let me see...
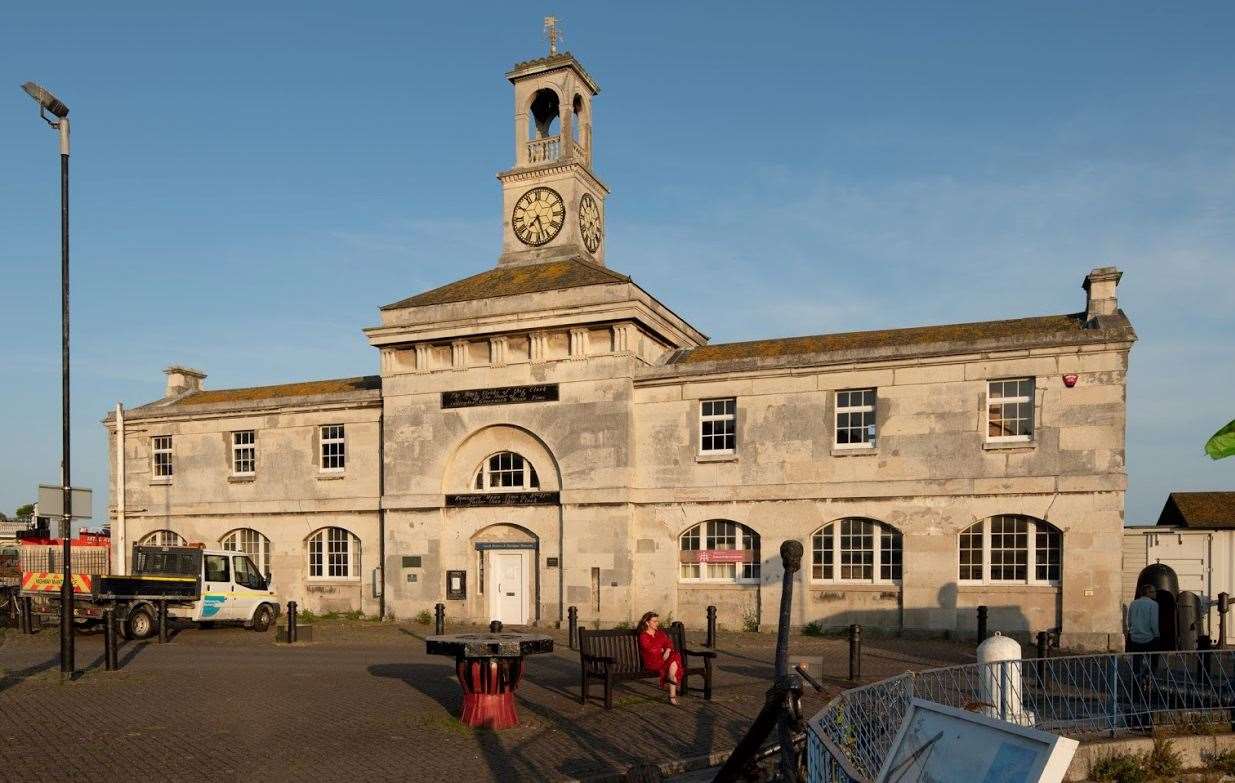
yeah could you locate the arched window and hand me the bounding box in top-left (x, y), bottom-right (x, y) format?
top-left (811, 519), bottom-right (902, 583)
top-left (679, 520), bottom-right (760, 582)
top-left (959, 515), bottom-right (1061, 584)
top-left (139, 529), bottom-right (186, 547)
top-left (221, 528), bottom-right (271, 576)
top-left (474, 452), bottom-right (540, 491)
top-left (306, 527), bottom-right (361, 580)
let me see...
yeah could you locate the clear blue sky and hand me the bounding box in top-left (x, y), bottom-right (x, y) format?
top-left (2, 2), bottom-right (1232, 525)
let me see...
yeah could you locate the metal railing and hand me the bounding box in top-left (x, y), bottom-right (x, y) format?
top-left (807, 649), bottom-right (1235, 783)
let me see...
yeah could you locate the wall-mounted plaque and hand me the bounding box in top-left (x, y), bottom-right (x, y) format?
top-left (445, 491), bottom-right (560, 507)
top-left (546, 557), bottom-right (559, 568)
top-left (402, 555), bottom-right (422, 568)
top-left (446, 570), bottom-right (467, 600)
top-left (441, 383), bottom-right (559, 409)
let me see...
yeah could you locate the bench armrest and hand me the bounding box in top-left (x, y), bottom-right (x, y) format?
top-left (682, 647), bottom-right (717, 659)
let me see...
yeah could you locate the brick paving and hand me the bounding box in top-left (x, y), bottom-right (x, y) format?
top-left (0, 622), bottom-right (974, 782)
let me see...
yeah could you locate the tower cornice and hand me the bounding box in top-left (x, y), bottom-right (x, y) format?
top-left (506, 52), bottom-right (600, 95)
top-left (497, 160), bottom-right (609, 194)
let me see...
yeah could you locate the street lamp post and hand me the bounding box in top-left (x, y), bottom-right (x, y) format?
top-left (22, 81), bottom-right (74, 677)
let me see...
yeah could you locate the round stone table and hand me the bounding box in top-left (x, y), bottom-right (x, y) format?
top-left (425, 632), bottom-right (554, 729)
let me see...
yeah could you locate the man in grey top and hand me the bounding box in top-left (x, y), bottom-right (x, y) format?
top-left (1127, 583), bottom-right (1160, 674)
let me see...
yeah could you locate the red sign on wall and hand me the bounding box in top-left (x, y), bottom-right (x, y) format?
top-left (697, 550), bottom-right (747, 564)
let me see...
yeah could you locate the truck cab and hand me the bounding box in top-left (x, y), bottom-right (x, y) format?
top-left (186, 549), bottom-right (278, 625)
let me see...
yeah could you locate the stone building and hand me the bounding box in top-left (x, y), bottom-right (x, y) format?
top-left (104, 46), bottom-right (1136, 649)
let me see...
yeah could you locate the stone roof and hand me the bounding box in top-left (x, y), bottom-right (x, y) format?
top-left (669, 311), bottom-right (1135, 367)
top-left (380, 259), bottom-right (630, 310)
top-left (506, 52), bottom-right (599, 94)
top-left (119, 375), bottom-right (382, 418)
top-left (1157, 492), bottom-right (1235, 529)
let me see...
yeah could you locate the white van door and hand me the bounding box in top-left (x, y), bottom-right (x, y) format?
top-left (230, 554), bottom-right (265, 622)
top-left (489, 551), bottom-right (528, 625)
top-left (201, 553), bottom-right (233, 621)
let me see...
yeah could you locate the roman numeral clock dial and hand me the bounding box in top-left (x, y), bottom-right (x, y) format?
top-left (512, 187), bottom-right (565, 246)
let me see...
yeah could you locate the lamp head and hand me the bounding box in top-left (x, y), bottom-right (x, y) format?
top-left (21, 81), bottom-right (69, 119)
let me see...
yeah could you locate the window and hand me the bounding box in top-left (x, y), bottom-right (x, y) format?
top-left (152, 435), bottom-right (173, 477)
top-left (138, 529), bottom-right (186, 547)
top-left (958, 515), bottom-right (1061, 584)
top-left (699, 398), bottom-right (736, 454)
top-left (835, 389), bottom-right (877, 448)
top-left (474, 452), bottom-right (540, 491)
top-left (232, 555), bottom-right (265, 590)
top-left (987, 379), bottom-right (1034, 442)
top-left (232, 430), bottom-right (256, 475)
top-left (811, 519), bottom-right (902, 582)
top-left (679, 520), bottom-right (760, 582)
top-left (307, 527), bottom-right (360, 580)
top-left (320, 425), bottom-right (346, 471)
top-left (204, 554), bottom-right (230, 583)
top-left (221, 528), bottom-right (271, 576)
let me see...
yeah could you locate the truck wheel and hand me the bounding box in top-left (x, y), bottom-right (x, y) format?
top-left (127, 607), bottom-right (155, 640)
top-left (252, 604), bottom-right (275, 633)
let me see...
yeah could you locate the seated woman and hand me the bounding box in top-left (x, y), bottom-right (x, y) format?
top-left (637, 611), bottom-right (684, 705)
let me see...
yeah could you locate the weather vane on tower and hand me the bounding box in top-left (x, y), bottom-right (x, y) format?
top-left (544, 16), bottom-right (562, 56)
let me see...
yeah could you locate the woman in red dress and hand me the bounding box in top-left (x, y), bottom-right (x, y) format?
top-left (637, 611), bottom-right (684, 705)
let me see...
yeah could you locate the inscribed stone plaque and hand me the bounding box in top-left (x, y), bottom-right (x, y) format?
top-left (441, 383), bottom-right (559, 409)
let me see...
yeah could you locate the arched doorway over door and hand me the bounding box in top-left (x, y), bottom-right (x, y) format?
top-left (471, 523), bottom-right (539, 626)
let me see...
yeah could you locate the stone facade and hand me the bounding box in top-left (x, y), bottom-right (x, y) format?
top-left (104, 48), bottom-right (1135, 649)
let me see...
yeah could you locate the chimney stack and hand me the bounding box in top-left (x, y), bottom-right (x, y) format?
top-left (164, 365), bottom-right (206, 397)
top-left (1083, 266), bottom-right (1122, 323)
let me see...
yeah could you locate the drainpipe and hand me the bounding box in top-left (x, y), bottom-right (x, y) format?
top-left (115, 403), bottom-right (126, 574)
top-left (558, 500), bottom-right (565, 626)
top-left (378, 407), bottom-right (386, 620)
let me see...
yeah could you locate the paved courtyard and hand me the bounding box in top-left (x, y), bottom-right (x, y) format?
top-left (0, 621), bottom-right (974, 782)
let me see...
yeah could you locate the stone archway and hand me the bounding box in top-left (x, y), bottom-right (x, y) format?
top-left (471, 523), bottom-right (540, 626)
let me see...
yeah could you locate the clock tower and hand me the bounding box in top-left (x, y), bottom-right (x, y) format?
top-left (498, 27), bottom-right (608, 267)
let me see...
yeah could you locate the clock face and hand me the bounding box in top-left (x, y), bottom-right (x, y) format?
top-left (578, 193), bottom-right (602, 254)
top-left (511, 187), bottom-right (565, 246)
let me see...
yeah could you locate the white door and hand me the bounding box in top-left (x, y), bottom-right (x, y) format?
top-left (200, 553), bottom-right (234, 620)
top-left (490, 551), bottom-right (527, 625)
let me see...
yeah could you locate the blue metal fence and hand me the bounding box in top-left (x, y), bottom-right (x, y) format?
top-left (806, 649), bottom-right (1235, 783)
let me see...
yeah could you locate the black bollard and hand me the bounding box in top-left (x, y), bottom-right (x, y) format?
top-left (158, 600), bottom-right (169, 643)
top-left (977, 605), bottom-right (989, 642)
top-left (434, 603), bottom-right (445, 635)
top-left (705, 605), bottom-right (717, 648)
top-left (490, 620), bottom-right (503, 633)
top-left (848, 623), bottom-right (862, 682)
top-left (103, 609), bottom-right (117, 671)
top-left (1219, 593), bottom-right (1229, 650)
top-left (287, 601), bottom-right (298, 643)
top-left (21, 597), bottom-right (33, 634)
top-left (1037, 630), bottom-right (1048, 659)
top-left (567, 605), bottom-right (578, 650)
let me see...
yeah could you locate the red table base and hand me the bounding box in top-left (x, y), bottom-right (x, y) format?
top-left (456, 656), bottom-right (524, 729)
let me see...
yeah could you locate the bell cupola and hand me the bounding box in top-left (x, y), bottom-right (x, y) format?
top-left (498, 18), bottom-right (609, 267)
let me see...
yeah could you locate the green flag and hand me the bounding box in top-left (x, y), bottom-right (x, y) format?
top-left (1206, 419), bottom-right (1235, 460)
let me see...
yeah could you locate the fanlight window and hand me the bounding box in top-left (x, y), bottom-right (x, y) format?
top-left (474, 452), bottom-right (540, 492)
top-left (221, 528), bottom-right (272, 576)
top-left (959, 515), bottom-right (1061, 584)
top-left (139, 529), bottom-right (186, 547)
top-left (306, 527), bottom-right (360, 580)
top-left (811, 518), bottom-right (902, 583)
top-left (679, 520), bottom-right (761, 582)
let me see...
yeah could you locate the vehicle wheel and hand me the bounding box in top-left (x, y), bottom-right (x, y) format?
top-left (252, 604), bottom-right (274, 632)
top-left (126, 607), bottom-right (155, 640)
top-left (197, 621), bottom-right (215, 629)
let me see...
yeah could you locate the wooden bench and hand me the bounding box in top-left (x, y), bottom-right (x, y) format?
top-left (578, 623), bottom-right (716, 709)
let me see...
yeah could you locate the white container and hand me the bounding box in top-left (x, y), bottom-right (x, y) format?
top-left (977, 632), bottom-right (1034, 725)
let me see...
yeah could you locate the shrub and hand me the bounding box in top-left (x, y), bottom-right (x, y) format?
top-left (1089, 750), bottom-right (1147, 783)
top-left (342, 610), bottom-right (364, 621)
top-left (1201, 746), bottom-right (1235, 775)
top-left (414, 609), bottom-right (433, 626)
top-left (296, 608), bottom-right (318, 624)
top-left (613, 620), bottom-right (632, 630)
top-left (741, 608), bottom-right (760, 633)
top-left (803, 620), bottom-right (826, 637)
top-left (1143, 737), bottom-right (1182, 779)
